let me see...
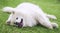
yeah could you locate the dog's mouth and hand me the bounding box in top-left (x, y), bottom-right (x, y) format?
top-left (14, 18), bottom-right (23, 28)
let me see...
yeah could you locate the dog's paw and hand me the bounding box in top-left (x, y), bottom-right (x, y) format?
top-left (51, 22), bottom-right (58, 29)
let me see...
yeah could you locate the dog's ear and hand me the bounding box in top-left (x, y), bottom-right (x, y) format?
top-left (2, 7), bottom-right (15, 14)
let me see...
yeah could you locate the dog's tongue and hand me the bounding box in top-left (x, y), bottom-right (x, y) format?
top-left (18, 19), bottom-right (23, 28)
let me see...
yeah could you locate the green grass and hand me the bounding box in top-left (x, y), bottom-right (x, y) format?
top-left (0, 0), bottom-right (60, 33)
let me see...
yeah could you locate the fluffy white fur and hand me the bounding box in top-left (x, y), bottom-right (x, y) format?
top-left (2, 2), bottom-right (58, 29)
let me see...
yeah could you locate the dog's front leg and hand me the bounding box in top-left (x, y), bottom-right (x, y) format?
top-left (6, 14), bottom-right (13, 24)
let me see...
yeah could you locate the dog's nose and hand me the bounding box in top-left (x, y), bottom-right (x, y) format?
top-left (7, 21), bottom-right (11, 25)
top-left (14, 22), bottom-right (23, 28)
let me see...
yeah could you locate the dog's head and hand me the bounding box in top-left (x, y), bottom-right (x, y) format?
top-left (14, 18), bottom-right (23, 27)
top-left (13, 14), bottom-right (23, 27)
top-left (3, 7), bottom-right (24, 27)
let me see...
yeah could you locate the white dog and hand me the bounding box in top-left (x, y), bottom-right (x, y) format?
top-left (3, 2), bottom-right (58, 29)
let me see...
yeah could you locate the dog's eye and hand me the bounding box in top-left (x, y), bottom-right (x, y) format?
top-left (16, 17), bottom-right (18, 20)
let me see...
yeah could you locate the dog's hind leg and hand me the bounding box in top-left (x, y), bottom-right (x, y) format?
top-left (36, 14), bottom-right (53, 29)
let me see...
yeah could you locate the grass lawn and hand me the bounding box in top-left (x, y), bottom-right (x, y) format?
top-left (0, 0), bottom-right (60, 33)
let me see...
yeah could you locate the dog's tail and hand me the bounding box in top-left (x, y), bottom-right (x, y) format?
top-left (45, 13), bottom-right (57, 19)
top-left (2, 7), bottom-right (15, 13)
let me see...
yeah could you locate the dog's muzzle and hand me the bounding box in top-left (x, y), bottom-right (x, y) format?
top-left (14, 19), bottom-right (23, 28)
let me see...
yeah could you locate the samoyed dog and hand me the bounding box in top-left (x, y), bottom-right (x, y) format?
top-left (3, 2), bottom-right (58, 29)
